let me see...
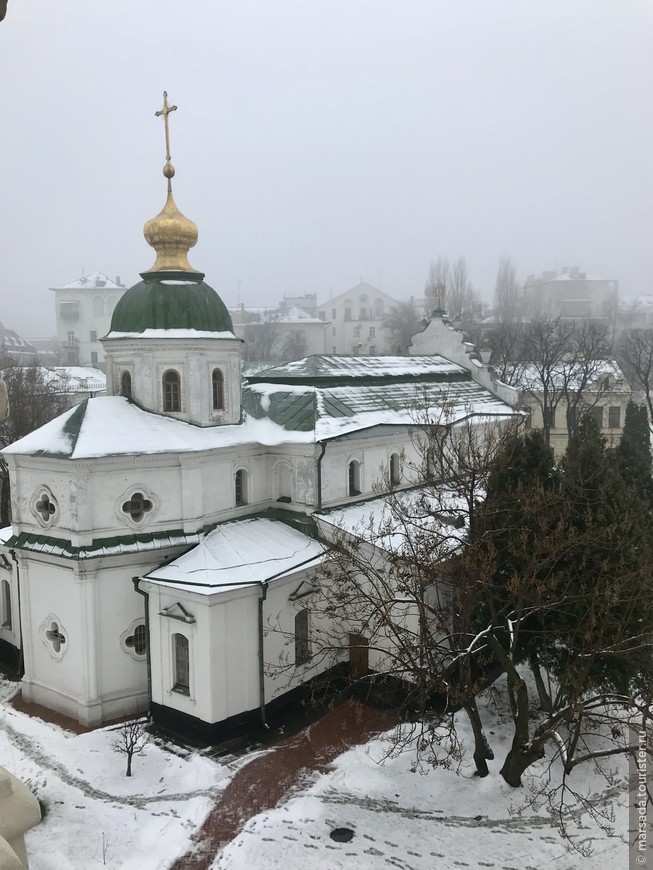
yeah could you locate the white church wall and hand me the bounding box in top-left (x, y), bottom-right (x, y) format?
top-left (18, 555), bottom-right (88, 721)
top-left (0, 549), bottom-right (19, 652)
top-left (104, 337), bottom-right (242, 427)
top-left (319, 430), bottom-right (425, 507)
top-left (143, 564), bottom-right (339, 732)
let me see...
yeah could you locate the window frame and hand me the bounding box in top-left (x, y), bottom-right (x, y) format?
top-left (172, 633), bottom-right (190, 695)
top-left (162, 369), bottom-right (181, 412)
top-left (212, 368), bottom-right (225, 411)
top-left (294, 608), bottom-right (311, 665)
top-left (235, 468), bottom-right (249, 506)
top-left (1, 580), bottom-right (11, 630)
top-left (348, 460), bottom-right (361, 496)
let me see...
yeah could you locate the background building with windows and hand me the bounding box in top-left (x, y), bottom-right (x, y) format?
top-left (51, 272), bottom-right (126, 368)
top-left (317, 282), bottom-right (401, 355)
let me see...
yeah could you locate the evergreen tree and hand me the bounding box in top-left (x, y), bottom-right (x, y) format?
top-left (614, 401), bottom-right (653, 505)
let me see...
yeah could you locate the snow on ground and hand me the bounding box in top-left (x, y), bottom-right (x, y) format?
top-left (0, 674), bottom-right (632, 869)
top-left (214, 686), bottom-right (630, 870)
top-left (0, 678), bottom-right (235, 870)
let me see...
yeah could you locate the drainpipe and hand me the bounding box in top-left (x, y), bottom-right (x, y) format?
top-left (258, 580), bottom-right (269, 729)
top-left (9, 550), bottom-right (24, 678)
top-left (316, 440), bottom-right (327, 511)
top-left (132, 577), bottom-right (152, 716)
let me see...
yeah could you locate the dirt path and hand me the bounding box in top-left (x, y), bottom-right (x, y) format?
top-left (170, 700), bottom-right (396, 870)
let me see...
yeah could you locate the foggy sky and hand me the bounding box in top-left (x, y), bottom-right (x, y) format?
top-left (1, 0), bottom-right (652, 336)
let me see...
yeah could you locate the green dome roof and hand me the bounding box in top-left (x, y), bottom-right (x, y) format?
top-left (109, 273), bottom-right (234, 335)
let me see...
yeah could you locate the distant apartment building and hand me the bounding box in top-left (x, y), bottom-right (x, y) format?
top-left (523, 266), bottom-right (618, 322)
top-left (51, 272), bottom-right (126, 367)
top-left (317, 282), bottom-right (400, 355)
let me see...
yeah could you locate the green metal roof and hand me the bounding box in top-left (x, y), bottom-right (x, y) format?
top-left (108, 273), bottom-right (234, 335)
top-left (247, 355), bottom-right (468, 387)
top-left (5, 529), bottom-right (200, 560)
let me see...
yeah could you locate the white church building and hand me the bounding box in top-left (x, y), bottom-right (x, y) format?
top-left (0, 99), bottom-right (519, 742)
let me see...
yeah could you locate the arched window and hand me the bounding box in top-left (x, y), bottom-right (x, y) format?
top-left (348, 460), bottom-right (361, 496)
top-left (295, 608), bottom-right (310, 665)
top-left (374, 299), bottom-right (384, 319)
top-left (390, 453), bottom-right (401, 486)
top-left (172, 633), bottom-right (190, 695)
top-left (212, 368), bottom-right (225, 411)
top-left (162, 369), bottom-right (181, 412)
top-left (120, 371), bottom-right (132, 399)
top-left (93, 296), bottom-right (104, 317)
top-left (275, 463), bottom-right (292, 503)
top-left (1, 580), bottom-right (11, 630)
top-left (235, 469), bottom-right (249, 506)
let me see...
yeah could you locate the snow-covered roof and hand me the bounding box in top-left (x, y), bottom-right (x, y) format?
top-left (143, 517), bottom-right (326, 594)
top-left (316, 487), bottom-right (469, 555)
top-left (252, 354), bottom-right (465, 381)
top-left (48, 367), bottom-right (106, 392)
top-left (548, 273), bottom-right (612, 283)
top-left (1, 396), bottom-right (310, 459)
top-left (518, 359), bottom-right (628, 393)
top-left (52, 271), bottom-right (123, 291)
top-left (3, 354), bottom-right (518, 459)
top-left (104, 329), bottom-right (239, 341)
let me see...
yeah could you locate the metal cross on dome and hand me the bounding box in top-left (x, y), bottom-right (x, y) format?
top-left (155, 91), bottom-right (178, 181)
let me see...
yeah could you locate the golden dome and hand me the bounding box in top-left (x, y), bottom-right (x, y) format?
top-left (143, 181), bottom-right (199, 273)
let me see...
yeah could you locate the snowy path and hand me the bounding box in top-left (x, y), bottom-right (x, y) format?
top-left (0, 704), bottom-right (226, 808)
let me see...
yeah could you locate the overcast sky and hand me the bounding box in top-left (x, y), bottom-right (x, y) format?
top-left (1, 1), bottom-right (652, 335)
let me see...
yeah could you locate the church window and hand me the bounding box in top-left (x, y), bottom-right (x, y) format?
top-left (235, 469), bottom-right (249, 506)
top-left (359, 307), bottom-right (368, 320)
top-left (543, 407), bottom-right (556, 429)
top-left (344, 304), bottom-right (352, 322)
top-left (212, 369), bottom-right (225, 411)
top-left (120, 371), bottom-right (132, 398)
top-left (1, 580), bottom-right (11, 630)
top-left (91, 352), bottom-right (98, 366)
top-left (122, 492), bottom-right (153, 523)
top-left (125, 623), bottom-right (147, 656)
top-left (172, 633), bottom-right (190, 695)
top-left (35, 491), bottom-right (57, 523)
top-left (295, 608), bottom-right (310, 665)
top-left (162, 369), bottom-right (181, 412)
top-left (390, 453), bottom-right (401, 486)
top-left (369, 345), bottom-right (376, 355)
top-left (90, 330), bottom-right (97, 343)
top-left (275, 463), bottom-right (293, 503)
top-left (374, 299), bottom-right (384, 319)
top-left (46, 621), bottom-right (66, 654)
top-left (348, 460), bottom-right (361, 496)
top-left (93, 296), bottom-right (105, 317)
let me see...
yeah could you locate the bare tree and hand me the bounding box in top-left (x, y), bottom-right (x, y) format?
top-left (619, 327), bottom-right (653, 425)
top-left (494, 256), bottom-right (522, 324)
top-left (447, 257), bottom-right (479, 321)
top-left (280, 329), bottom-right (308, 362)
top-left (384, 300), bottom-right (422, 354)
top-left (0, 361), bottom-right (71, 525)
top-left (424, 257), bottom-right (450, 311)
top-left (112, 717), bottom-right (151, 777)
top-left (243, 319), bottom-right (280, 363)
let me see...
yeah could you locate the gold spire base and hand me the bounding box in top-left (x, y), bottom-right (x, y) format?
top-left (143, 187), bottom-right (200, 273)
